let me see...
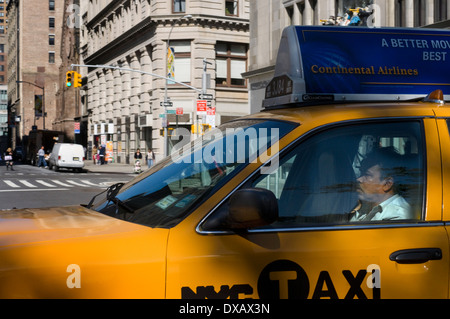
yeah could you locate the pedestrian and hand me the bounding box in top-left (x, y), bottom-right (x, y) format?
top-left (99, 145), bottom-right (105, 165)
top-left (4, 147), bottom-right (13, 171)
top-left (134, 148), bottom-right (143, 160)
top-left (92, 145), bottom-right (97, 164)
top-left (146, 148), bottom-right (155, 168)
top-left (37, 146), bottom-right (48, 168)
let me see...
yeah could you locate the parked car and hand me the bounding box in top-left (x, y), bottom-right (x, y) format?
top-left (48, 143), bottom-right (85, 172)
top-left (13, 146), bottom-right (25, 162)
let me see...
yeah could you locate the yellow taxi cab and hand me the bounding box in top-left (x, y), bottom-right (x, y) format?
top-left (1, 25), bottom-right (450, 299)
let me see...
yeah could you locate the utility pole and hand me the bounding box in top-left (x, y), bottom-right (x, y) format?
top-left (196, 58), bottom-right (213, 137)
top-left (202, 58), bottom-right (212, 95)
top-left (164, 14), bottom-right (192, 157)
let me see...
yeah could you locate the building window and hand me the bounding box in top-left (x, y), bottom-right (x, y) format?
top-left (49, 52), bottom-right (55, 63)
top-left (173, 0), bottom-right (185, 13)
top-left (216, 42), bottom-right (247, 87)
top-left (49, 34), bottom-right (55, 45)
top-left (170, 41), bottom-right (191, 83)
top-left (49, 17), bottom-right (55, 28)
top-left (225, 0), bottom-right (238, 16)
top-left (49, 0), bottom-right (55, 11)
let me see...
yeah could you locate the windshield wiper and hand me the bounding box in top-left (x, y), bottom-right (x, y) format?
top-left (105, 182), bottom-right (135, 218)
top-left (83, 182), bottom-right (135, 220)
top-left (83, 182), bottom-right (133, 213)
top-left (82, 187), bottom-right (109, 209)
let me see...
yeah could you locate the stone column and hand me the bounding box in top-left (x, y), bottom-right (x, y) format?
top-left (405, 0), bottom-right (414, 27)
top-left (139, 46), bottom-right (152, 114)
top-left (105, 68), bottom-right (114, 119)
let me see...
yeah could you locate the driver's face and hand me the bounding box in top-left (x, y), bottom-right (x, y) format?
top-left (356, 164), bottom-right (386, 203)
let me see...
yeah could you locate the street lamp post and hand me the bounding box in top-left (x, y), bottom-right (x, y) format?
top-left (16, 80), bottom-right (45, 130)
top-left (164, 14), bottom-right (192, 157)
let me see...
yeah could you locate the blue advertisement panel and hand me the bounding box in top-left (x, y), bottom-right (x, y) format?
top-left (296, 26), bottom-right (450, 96)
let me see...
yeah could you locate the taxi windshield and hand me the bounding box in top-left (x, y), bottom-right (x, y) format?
top-left (92, 119), bottom-right (297, 228)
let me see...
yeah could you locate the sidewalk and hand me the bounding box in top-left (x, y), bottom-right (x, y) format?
top-left (84, 161), bottom-right (137, 174)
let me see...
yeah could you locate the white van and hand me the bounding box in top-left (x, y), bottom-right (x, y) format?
top-left (48, 143), bottom-right (85, 171)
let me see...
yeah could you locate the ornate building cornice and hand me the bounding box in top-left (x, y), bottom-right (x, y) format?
top-left (84, 13), bottom-right (249, 66)
top-left (84, 16), bottom-right (155, 66)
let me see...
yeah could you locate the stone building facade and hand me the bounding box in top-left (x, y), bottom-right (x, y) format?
top-left (81, 0), bottom-right (250, 164)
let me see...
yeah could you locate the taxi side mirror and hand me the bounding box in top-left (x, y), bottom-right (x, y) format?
top-left (203, 188), bottom-right (278, 231)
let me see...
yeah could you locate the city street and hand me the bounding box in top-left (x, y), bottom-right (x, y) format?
top-left (0, 162), bottom-right (136, 210)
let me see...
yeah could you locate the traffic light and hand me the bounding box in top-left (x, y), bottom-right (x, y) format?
top-left (66, 71), bottom-right (74, 87)
top-left (191, 124), bottom-right (211, 135)
top-left (73, 71), bottom-right (82, 88)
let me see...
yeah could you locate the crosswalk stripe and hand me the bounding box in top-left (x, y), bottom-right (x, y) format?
top-left (52, 180), bottom-right (74, 187)
top-left (1, 179), bottom-right (111, 190)
top-left (36, 180), bottom-right (57, 187)
top-left (80, 180), bottom-right (100, 187)
top-left (19, 180), bottom-right (37, 188)
top-left (4, 180), bottom-right (20, 188)
top-left (0, 188), bottom-right (69, 193)
top-left (66, 180), bottom-right (90, 187)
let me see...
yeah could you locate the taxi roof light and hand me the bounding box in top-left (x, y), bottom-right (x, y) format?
top-left (423, 89), bottom-right (445, 105)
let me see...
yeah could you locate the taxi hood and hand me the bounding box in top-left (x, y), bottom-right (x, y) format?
top-left (0, 206), bottom-right (168, 298)
top-left (0, 205), bottom-right (145, 247)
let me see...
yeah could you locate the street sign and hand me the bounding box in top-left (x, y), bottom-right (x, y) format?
top-left (74, 122), bottom-right (80, 134)
top-left (176, 107), bottom-right (183, 115)
top-left (198, 93), bottom-right (213, 100)
top-left (160, 101), bottom-right (173, 107)
top-left (166, 109), bottom-right (176, 114)
top-left (206, 107), bottom-right (215, 115)
top-left (197, 100), bottom-right (208, 114)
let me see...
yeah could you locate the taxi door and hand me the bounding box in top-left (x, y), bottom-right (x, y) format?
top-left (435, 108), bottom-right (450, 299)
top-left (166, 118), bottom-right (449, 299)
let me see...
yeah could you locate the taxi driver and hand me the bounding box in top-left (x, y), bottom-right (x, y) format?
top-left (350, 147), bottom-right (412, 222)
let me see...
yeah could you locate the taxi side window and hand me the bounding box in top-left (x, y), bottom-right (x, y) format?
top-left (250, 121), bottom-right (424, 227)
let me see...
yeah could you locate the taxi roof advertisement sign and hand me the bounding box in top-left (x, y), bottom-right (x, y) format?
top-left (264, 26), bottom-right (450, 107)
top-left (299, 26), bottom-right (450, 96)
